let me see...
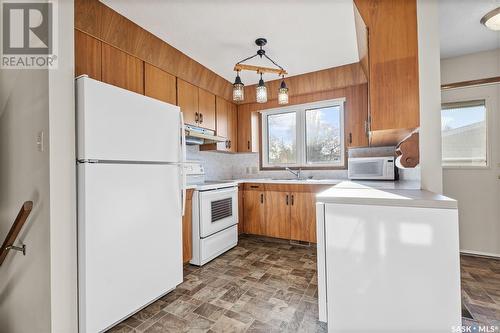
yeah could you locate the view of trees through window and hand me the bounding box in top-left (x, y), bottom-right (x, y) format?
top-left (264, 101), bottom-right (344, 167)
top-left (306, 106), bottom-right (341, 163)
top-left (441, 101), bottom-right (487, 167)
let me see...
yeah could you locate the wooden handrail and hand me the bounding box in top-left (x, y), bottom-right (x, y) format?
top-left (0, 201), bottom-right (33, 266)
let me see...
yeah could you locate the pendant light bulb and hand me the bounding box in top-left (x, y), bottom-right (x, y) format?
top-left (232, 71), bottom-right (245, 102)
top-left (256, 73), bottom-right (267, 103)
top-left (278, 76), bottom-right (289, 105)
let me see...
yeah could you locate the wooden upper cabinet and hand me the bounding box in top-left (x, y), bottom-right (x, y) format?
top-left (144, 63), bottom-right (176, 105)
top-left (101, 43), bottom-right (144, 94)
top-left (264, 191), bottom-right (290, 240)
top-left (290, 192), bottom-right (317, 243)
top-left (75, 30), bottom-right (101, 80)
top-left (237, 103), bottom-right (259, 153)
top-left (177, 79), bottom-right (199, 127)
top-left (227, 103), bottom-right (238, 153)
top-left (216, 96), bottom-right (228, 138)
top-left (354, 0), bottom-right (420, 145)
top-left (345, 84), bottom-right (369, 148)
top-left (198, 88), bottom-right (216, 131)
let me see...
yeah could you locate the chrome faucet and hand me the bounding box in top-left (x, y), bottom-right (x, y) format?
top-left (285, 167), bottom-right (302, 180)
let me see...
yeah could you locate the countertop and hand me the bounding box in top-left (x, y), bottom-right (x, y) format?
top-left (316, 181), bottom-right (457, 209)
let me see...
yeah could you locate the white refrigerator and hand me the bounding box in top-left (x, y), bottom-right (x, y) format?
top-left (76, 76), bottom-right (185, 333)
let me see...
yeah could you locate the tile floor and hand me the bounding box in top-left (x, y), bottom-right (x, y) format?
top-left (107, 235), bottom-right (500, 333)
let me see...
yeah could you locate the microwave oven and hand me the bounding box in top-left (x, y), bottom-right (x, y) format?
top-left (348, 156), bottom-right (396, 180)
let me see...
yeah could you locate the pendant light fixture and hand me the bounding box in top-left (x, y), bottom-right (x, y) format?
top-left (232, 38), bottom-right (289, 104)
top-left (278, 75), bottom-right (289, 105)
top-left (481, 7), bottom-right (500, 31)
top-left (232, 71), bottom-right (244, 102)
top-left (256, 73), bottom-right (267, 103)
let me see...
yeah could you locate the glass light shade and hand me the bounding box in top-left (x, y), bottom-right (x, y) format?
top-left (233, 83), bottom-right (244, 102)
top-left (278, 87), bottom-right (289, 105)
top-left (481, 7), bottom-right (500, 31)
top-left (256, 85), bottom-right (267, 103)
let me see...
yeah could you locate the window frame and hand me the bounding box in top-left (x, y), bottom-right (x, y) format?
top-left (440, 98), bottom-right (490, 169)
top-left (261, 98), bottom-right (346, 169)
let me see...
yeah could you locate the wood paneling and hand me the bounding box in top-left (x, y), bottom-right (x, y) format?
top-left (75, 29), bottom-right (101, 80)
top-left (290, 192), bottom-right (317, 243)
top-left (354, 0), bottom-right (420, 142)
top-left (238, 185), bottom-right (244, 235)
top-left (177, 79), bottom-right (199, 127)
top-left (354, 3), bottom-right (369, 80)
top-left (75, 0), bottom-right (233, 101)
top-left (182, 189), bottom-right (194, 263)
top-left (198, 88), bottom-right (216, 131)
top-left (144, 63), bottom-right (177, 105)
top-left (241, 63), bottom-right (367, 104)
top-left (264, 191), bottom-right (290, 240)
top-left (101, 43), bottom-right (144, 94)
top-left (441, 76), bottom-right (500, 90)
top-left (243, 190), bottom-right (265, 235)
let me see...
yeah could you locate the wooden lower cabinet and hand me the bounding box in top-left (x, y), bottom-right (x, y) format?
top-left (241, 184), bottom-right (325, 243)
top-left (264, 191), bottom-right (291, 239)
top-left (290, 192), bottom-right (317, 243)
top-left (243, 188), bottom-right (265, 235)
top-left (238, 185), bottom-right (244, 234)
top-left (182, 189), bottom-right (194, 263)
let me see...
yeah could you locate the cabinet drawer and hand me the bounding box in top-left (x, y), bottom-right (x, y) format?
top-left (244, 183), bottom-right (264, 191)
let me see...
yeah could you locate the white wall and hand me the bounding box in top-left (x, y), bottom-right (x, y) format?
top-left (417, 0), bottom-right (443, 194)
top-left (0, 1), bottom-right (78, 332)
top-left (441, 49), bottom-right (500, 257)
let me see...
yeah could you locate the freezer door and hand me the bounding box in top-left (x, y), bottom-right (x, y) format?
top-left (76, 76), bottom-right (182, 162)
top-left (78, 163), bottom-right (183, 333)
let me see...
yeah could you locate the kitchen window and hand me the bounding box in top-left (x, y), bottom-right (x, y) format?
top-left (441, 100), bottom-right (487, 167)
top-left (261, 99), bottom-right (345, 168)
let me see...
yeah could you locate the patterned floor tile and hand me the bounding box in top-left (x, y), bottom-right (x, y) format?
top-left (106, 236), bottom-right (499, 332)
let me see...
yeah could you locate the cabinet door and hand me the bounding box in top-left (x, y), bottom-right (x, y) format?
top-left (264, 191), bottom-right (290, 239)
top-left (237, 104), bottom-right (259, 153)
top-left (227, 103), bottom-right (238, 153)
top-left (198, 88), bottom-right (216, 130)
top-left (75, 30), bottom-right (101, 80)
top-left (182, 189), bottom-right (194, 263)
top-left (216, 96), bottom-right (228, 138)
top-left (144, 63), bottom-right (176, 105)
top-left (238, 185), bottom-right (244, 234)
top-left (101, 43), bottom-right (144, 94)
top-left (177, 79), bottom-right (199, 127)
top-left (345, 84), bottom-right (369, 148)
top-left (243, 190), bottom-right (265, 235)
top-left (290, 192), bottom-right (317, 243)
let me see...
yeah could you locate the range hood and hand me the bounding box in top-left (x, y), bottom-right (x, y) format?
top-left (184, 124), bottom-right (226, 145)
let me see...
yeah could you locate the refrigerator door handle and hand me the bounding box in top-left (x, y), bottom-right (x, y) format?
top-left (179, 112), bottom-right (187, 216)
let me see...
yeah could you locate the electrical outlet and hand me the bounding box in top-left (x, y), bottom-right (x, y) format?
top-left (36, 131), bottom-right (44, 152)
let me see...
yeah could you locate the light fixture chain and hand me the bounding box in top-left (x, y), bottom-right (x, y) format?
top-left (236, 53), bottom-right (259, 65)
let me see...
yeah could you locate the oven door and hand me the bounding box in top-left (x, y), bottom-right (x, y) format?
top-left (198, 187), bottom-right (238, 238)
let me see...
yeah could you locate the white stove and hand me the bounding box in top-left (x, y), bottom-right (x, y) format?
top-left (185, 161), bottom-right (239, 266)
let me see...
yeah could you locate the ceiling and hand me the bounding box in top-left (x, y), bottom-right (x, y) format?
top-left (101, 0), bottom-right (360, 85)
top-left (439, 0), bottom-right (500, 59)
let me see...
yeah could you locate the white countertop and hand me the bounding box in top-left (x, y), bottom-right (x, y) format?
top-left (316, 181), bottom-right (457, 209)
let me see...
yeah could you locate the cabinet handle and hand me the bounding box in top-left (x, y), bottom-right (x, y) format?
top-left (200, 113), bottom-right (203, 123)
top-left (349, 132), bottom-right (352, 144)
top-left (291, 195), bottom-right (294, 205)
top-left (247, 141), bottom-right (250, 150)
top-left (195, 112), bottom-right (199, 123)
top-left (250, 185), bottom-right (259, 189)
top-left (228, 140), bottom-right (231, 149)
top-left (286, 194), bottom-right (289, 205)
top-left (260, 193), bottom-right (264, 204)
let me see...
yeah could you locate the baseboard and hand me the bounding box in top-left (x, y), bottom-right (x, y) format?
top-left (460, 249), bottom-right (500, 259)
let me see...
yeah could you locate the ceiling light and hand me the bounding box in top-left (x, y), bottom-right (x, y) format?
top-left (232, 71), bottom-right (244, 102)
top-left (256, 74), bottom-right (267, 104)
top-left (232, 38), bottom-right (288, 104)
top-left (278, 76), bottom-right (289, 105)
top-left (480, 7), bottom-right (500, 31)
